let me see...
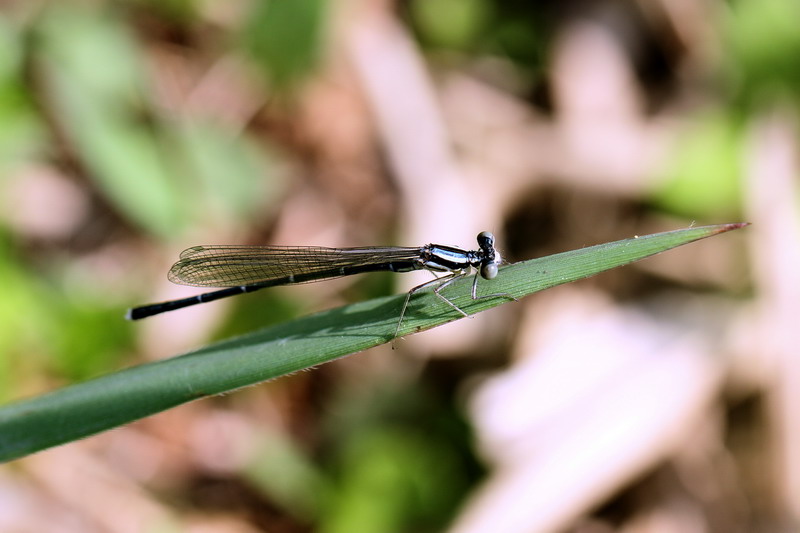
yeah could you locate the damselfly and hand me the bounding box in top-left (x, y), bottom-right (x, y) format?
top-left (127, 231), bottom-right (514, 337)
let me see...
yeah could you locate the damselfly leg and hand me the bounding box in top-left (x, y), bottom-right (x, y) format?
top-left (393, 267), bottom-right (517, 340)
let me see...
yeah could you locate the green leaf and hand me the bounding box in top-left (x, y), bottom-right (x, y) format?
top-left (0, 223), bottom-right (747, 462)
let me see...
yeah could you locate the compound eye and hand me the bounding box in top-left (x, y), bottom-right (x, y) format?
top-left (477, 231), bottom-right (495, 248)
top-left (481, 262), bottom-right (498, 280)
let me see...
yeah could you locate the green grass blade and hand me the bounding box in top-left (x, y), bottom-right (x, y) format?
top-left (0, 223), bottom-right (747, 462)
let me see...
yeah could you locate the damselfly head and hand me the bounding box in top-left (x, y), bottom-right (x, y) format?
top-left (480, 262), bottom-right (498, 280)
top-left (477, 231), bottom-right (495, 250)
top-left (477, 231), bottom-right (499, 279)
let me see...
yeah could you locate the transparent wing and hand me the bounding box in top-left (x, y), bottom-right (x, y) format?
top-left (168, 245), bottom-right (424, 287)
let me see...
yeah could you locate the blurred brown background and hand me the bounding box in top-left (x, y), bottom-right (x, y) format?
top-left (0, 0), bottom-right (794, 531)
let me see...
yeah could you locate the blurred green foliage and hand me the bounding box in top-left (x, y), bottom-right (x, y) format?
top-left (0, 235), bottom-right (51, 399)
top-left (0, 17), bottom-right (47, 173)
top-left (408, 0), bottom-right (548, 85)
top-left (242, 0), bottom-right (328, 89)
top-left (34, 5), bottom-right (282, 238)
top-left (319, 382), bottom-right (479, 533)
top-left (211, 379), bottom-right (478, 532)
top-left (655, 0), bottom-right (800, 219)
top-left (130, 0), bottom-right (200, 22)
top-left (0, 3), bottom-right (287, 397)
top-left (245, 426), bottom-right (330, 522)
top-left (34, 6), bottom-right (188, 237)
top-left (410, 0), bottom-right (491, 50)
top-left (656, 112), bottom-right (744, 219)
top-left (0, 234), bottom-right (132, 399)
top-left (726, 0), bottom-right (800, 109)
